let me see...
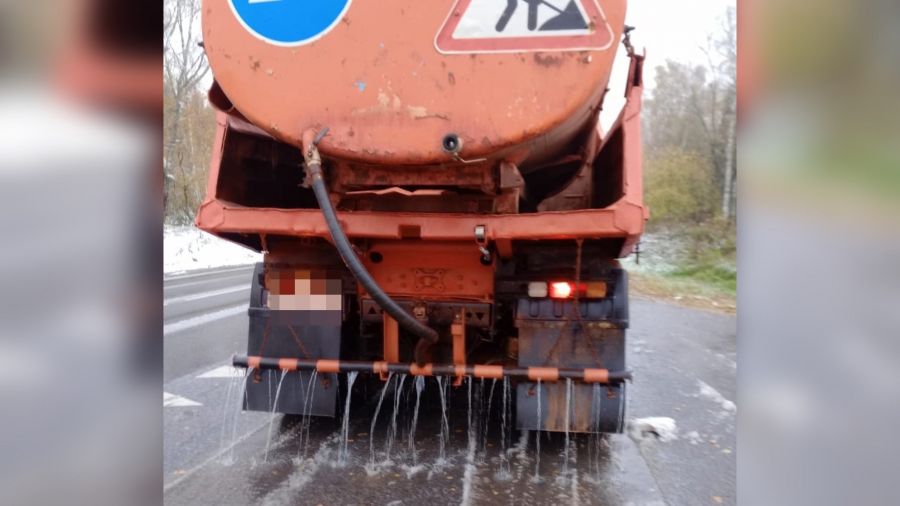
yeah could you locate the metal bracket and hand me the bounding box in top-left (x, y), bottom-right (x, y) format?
top-left (474, 224), bottom-right (491, 264)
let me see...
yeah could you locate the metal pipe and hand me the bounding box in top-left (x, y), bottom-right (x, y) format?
top-left (233, 355), bottom-right (632, 384)
top-left (301, 129), bottom-right (439, 366)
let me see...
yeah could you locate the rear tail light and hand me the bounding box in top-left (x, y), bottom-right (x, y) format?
top-left (527, 282), bottom-right (548, 298)
top-left (549, 281), bottom-right (574, 299)
top-left (531, 281), bottom-right (607, 299)
top-left (585, 281), bottom-right (607, 298)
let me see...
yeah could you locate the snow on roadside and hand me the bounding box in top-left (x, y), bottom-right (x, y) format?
top-left (628, 417), bottom-right (679, 443)
top-left (164, 226), bottom-right (261, 274)
top-left (696, 380), bottom-right (738, 416)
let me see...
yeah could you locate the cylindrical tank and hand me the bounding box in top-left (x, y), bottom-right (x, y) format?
top-left (202, 0), bottom-right (626, 165)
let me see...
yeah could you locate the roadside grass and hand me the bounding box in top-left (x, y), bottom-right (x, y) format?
top-left (631, 270), bottom-right (736, 313)
top-left (627, 220), bottom-right (736, 313)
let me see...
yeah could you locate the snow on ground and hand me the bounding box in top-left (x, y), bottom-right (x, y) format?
top-left (164, 226), bottom-right (261, 274)
top-left (696, 380), bottom-right (738, 415)
top-left (620, 229), bottom-right (685, 276)
top-left (628, 417), bottom-right (679, 443)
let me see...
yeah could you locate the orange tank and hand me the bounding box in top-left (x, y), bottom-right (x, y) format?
top-left (201, 0), bottom-right (626, 166)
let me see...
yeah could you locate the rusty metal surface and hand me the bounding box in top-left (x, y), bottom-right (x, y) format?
top-left (360, 299), bottom-right (492, 327)
top-left (200, 0), bottom-right (626, 165)
top-left (360, 241), bottom-right (494, 301)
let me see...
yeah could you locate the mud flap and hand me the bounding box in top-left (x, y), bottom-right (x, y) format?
top-left (242, 263), bottom-right (341, 416)
top-left (514, 269), bottom-right (628, 433)
top-left (516, 382), bottom-right (626, 433)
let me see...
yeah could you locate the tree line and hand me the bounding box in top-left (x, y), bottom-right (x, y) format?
top-left (164, 0), bottom-right (213, 225)
top-left (643, 7), bottom-right (736, 226)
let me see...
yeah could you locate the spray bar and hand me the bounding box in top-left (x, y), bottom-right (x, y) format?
top-left (233, 355), bottom-right (632, 384)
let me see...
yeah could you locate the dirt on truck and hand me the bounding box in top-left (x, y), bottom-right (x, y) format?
top-left (196, 0), bottom-right (646, 434)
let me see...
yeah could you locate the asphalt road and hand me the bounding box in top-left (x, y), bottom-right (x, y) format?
top-left (163, 266), bottom-right (736, 505)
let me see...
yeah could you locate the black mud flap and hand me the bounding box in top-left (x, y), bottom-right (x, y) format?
top-left (515, 268), bottom-right (628, 433)
top-left (242, 263), bottom-right (341, 416)
top-left (516, 381), bottom-right (626, 433)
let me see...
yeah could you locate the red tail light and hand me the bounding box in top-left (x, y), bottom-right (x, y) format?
top-left (549, 282), bottom-right (574, 299)
top-left (544, 281), bottom-right (607, 299)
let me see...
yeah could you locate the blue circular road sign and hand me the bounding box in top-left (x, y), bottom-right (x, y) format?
top-left (228, 0), bottom-right (353, 46)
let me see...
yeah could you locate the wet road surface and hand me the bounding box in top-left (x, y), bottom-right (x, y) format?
top-left (163, 266), bottom-right (735, 505)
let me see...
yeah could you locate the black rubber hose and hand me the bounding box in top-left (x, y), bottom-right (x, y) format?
top-left (305, 153), bottom-right (439, 365)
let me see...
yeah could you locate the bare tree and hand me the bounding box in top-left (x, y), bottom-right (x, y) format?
top-left (690, 6), bottom-right (736, 221)
top-left (164, 0), bottom-right (208, 223)
top-left (717, 7), bottom-right (737, 221)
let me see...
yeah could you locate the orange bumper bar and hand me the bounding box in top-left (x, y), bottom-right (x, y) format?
top-left (234, 355), bottom-right (631, 384)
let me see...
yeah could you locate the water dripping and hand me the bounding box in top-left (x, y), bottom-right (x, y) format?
top-left (408, 376), bottom-right (425, 465)
top-left (229, 368), bottom-right (252, 461)
top-left (499, 376), bottom-right (511, 477)
top-left (436, 376), bottom-right (450, 463)
top-left (563, 378), bottom-right (573, 477)
top-left (384, 373), bottom-right (408, 462)
top-left (219, 369), bottom-right (239, 451)
top-left (264, 371), bottom-right (289, 461)
top-left (533, 379), bottom-right (542, 482)
top-left (368, 373), bottom-right (394, 467)
top-left (461, 377), bottom-right (478, 506)
top-left (338, 371), bottom-right (359, 465)
top-left (467, 378), bottom-right (474, 445)
top-left (481, 378), bottom-right (497, 462)
top-left (589, 383), bottom-right (602, 477)
top-left (300, 371), bottom-right (319, 458)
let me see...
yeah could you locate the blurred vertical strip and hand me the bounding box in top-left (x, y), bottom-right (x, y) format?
top-left (0, 0), bottom-right (161, 505)
top-left (741, 1), bottom-right (900, 505)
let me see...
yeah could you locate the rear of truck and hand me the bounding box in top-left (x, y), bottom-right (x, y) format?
top-left (196, 0), bottom-right (646, 433)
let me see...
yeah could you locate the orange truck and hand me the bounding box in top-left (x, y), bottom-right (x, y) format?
top-left (197, 0), bottom-right (645, 433)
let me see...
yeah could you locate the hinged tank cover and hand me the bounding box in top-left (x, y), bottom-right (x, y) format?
top-left (203, 0), bottom-right (626, 164)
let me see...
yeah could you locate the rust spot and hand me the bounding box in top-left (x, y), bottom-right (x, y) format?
top-left (448, 72), bottom-right (456, 85)
top-left (533, 53), bottom-right (563, 68)
top-left (347, 129), bottom-right (355, 137)
top-left (249, 58), bottom-right (260, 71)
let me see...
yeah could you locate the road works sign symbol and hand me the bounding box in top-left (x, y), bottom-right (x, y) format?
top-left (435, 0), bottom-right (614, 54)
top-left (228, 0), bottom-right (352, 46)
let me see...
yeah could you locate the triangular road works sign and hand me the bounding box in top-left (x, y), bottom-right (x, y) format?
top-left (435, 0), bottom-right (615, 54)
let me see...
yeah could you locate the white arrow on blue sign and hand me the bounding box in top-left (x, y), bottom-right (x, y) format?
top-left (228, 0), bottom-right (353, 46)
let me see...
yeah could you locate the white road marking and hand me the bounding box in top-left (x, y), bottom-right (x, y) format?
top-left (164, 392), bottom-right (202, 407)
top-left (164, 265), bottom-right (253, 282)
top-left (163, 284), bottom-right (250, 306)
top-left (164, 304), bottom-right (248, 335)
top-left (197, 365), bottom-right (246, 379)
top-left (164, 273), bottom-right (251, 291)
